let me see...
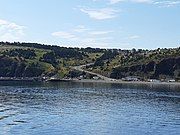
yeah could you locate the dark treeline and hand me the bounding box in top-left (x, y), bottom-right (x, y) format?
top-left (0, 42), bottom-right (108, 59)
top-left (0, 42), bottom-right (106, 53)
top-left (94, 50), bottom-right (119, 66)
top-left (40, 51), bottom-right (58, 66)
top-left (3, 49), bottom-right (36, 59)
top-left (0, 55), bottom-right (44, 77)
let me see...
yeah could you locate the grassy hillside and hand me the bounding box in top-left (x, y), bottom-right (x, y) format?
top-left (85, 48), bottom-right (180, 80)
top-left (0, 42), bottom-right (103, 78)
top-left (0, 42), bottom-right (179, 80)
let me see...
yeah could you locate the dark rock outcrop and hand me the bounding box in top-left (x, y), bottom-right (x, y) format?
top-left (110, 57), bottom-right (180, 79)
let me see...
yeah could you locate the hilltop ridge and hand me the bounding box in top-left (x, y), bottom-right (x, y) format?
top-left (0, 42), bottom-right (179, 81)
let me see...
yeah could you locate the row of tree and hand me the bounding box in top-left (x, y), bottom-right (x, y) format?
top-left (3, 49), bottom-right (36, 59)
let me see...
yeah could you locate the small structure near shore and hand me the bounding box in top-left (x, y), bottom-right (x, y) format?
top-left (147, 79), bottom-right (161, 83)
top-left (93, 76), bottom-right (100, 80)
top-left (122, 76), bottom-right (140, 81)
top-left (168, 79), bottom-right (176, 82)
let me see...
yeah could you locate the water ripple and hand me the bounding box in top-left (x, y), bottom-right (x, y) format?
top-left (0, 82), bottom-right (179, 135)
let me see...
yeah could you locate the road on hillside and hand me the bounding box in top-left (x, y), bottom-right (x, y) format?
top-left (72, 63), bottom-right (116, 81)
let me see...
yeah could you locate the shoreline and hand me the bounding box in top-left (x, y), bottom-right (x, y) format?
top-left (0, 78), bottom-right (180, 86)
top-left (48, 79), bottom-right (180, 86)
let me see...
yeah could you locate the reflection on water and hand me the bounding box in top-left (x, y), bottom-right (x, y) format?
top-left (0, 81), bottom-right (180, 135)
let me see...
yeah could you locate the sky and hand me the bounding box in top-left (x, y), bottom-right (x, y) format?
top-left (0, 0), bottom-right (180, 49)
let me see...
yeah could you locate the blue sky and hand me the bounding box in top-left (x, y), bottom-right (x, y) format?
top-left (0, 0), bottom-right (180, 49)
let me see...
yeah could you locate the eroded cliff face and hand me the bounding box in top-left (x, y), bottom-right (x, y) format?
top-left (110, 57), bottom-right (180, 80)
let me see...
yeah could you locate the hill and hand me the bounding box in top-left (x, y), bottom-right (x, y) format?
top-left (0, 42), bottom-right (103, 78)
top-left (85, 47), bottom-right (180, 81)
top-left (0, 42), bottom-right (179, 81)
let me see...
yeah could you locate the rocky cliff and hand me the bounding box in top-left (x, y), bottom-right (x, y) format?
top-left (110, 57), bottom-right (180, 80)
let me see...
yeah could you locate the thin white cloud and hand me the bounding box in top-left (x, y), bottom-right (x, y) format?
top-left (109, 0), bottom-right (152, 4)
top-left (80, 8), bottom-right (119, 20)
top-left (129, 35), bottom-right (140, 39)
top-left (0, 19), bottom-right (25, 41)
top-left (108, 0), bottom-right (180, 7)
top-left (78, 37), bottom-right (111, 48)
top-left (89, 30), bottom-right (113, 35)
top-left (109, 0), bottom-right (125, 4)
top-left (51, 26), bottom-right (114, 48)
top-left (51, 31), bottom-right (77, 40)
top-left (73, 25), bottom-right (89, 33)
top-left (131, 0), bottom-right (152, 3)
top-left (153, 1), bottom-right (180, 8)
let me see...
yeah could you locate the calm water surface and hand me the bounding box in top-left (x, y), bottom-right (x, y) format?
top-left (0, 81), bottom-right (180, 135)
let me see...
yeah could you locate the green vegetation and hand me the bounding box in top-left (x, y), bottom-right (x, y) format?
top-left (3, 48), bottom-right (36, 59)
top-left (0, 42), bottom-right (179, 81)
top-left (0, 42), bottom-right (103, 78)
top-left (87, 48), bottom-right (180, 80)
